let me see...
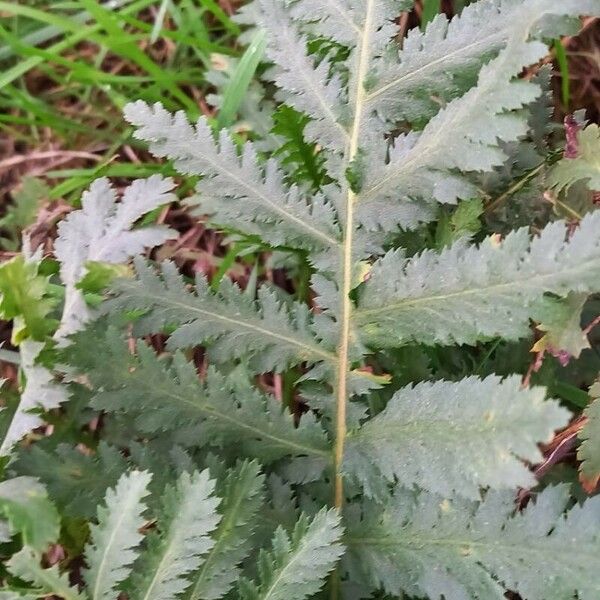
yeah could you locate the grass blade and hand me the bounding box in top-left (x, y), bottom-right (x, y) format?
top-left (421, 0), bottom-right (441, 29)
top-left (217, 30), bottom-right (266, 128)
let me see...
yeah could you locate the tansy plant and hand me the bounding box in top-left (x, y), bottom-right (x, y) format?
top-left (3, 1), bottom-right (600, 599)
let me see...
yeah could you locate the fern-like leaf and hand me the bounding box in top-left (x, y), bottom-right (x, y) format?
top-left (84, 471), bottom-right (152, 600)
top-left (358, 37), bottom-right (546, 229)
top-left (272, 106), bottom-right (328, 188)
top-left (0, 477), bottom-right (60, 552)
top-left (239, 508), bottom-right (344, 600)
top-left (549, 122), bottom-right (600, 193)
top-left (358, 1), bottom-right (600, 231)
top-left (7, 548), bottom-right (84, 600)
top-left (285, 0), bottom-right (362, 46)
top-left (255, 0), bottom-right (348, 156)
top-left (187, 461), bottom-right (265, 600)
top-left (367, 0), bottom-right (600, 125)
top-left (106, 258), bottom-right (334, 372)
top-left (54, 176), bottom-right (175, 338)
top-left (344, 375), bottom-right (568, 499)
top-left (355, 212), bottom-right (600, 347)
top-left (15, 442), bottom-right (128, 519)
top-left (65, 327), bottom-right (330, 466)
top-left (123, 101), bottom-right (340, 255)
top-left (347, 485), bottom-right (600, 600)
top-left (129, 470), bottom-right (221, 600)
top-left (0, 341), bottom-right (67, 457)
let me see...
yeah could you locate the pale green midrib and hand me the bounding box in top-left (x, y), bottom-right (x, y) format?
top-left (117, 280), bottom-right (336, 363)
top-left (354, 255), bottom-right (600, 320)
top-left (332, 0), bottom-right (377, 511)
top-left (188, 487), bottom-right (248, 600)
top-left (91, 492), bottom-right (142, 600)
top-left (149, 128), bottom-right (340, 248)
top-left (142, 380), bottom-right (330, 459)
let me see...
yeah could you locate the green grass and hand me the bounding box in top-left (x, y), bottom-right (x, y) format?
top-left (216, 28), bottom-right (265, 128)
top-left (421, 0), bottom-right (441, 28)
top-left (554, 38), bottom-right (571, 110)
top-left (0, 0), bottom-right (241, 203)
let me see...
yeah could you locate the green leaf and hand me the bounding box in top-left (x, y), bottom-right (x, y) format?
top-left (435, 198), bottom-right (484, 249)
top-left (366, 0), bottom-right (597, 126)
top-left (272, 105), bottom-right (328, 189)
top-left (0, 477), bottom-right (60, 551)
top-left (280, 0), bottom-right (364, 47)
top-left (7, 547), bottom-right (84, 600)
top-left (356, 212), bottom-right (600, 348)
top-left (347, 485), bottom-right (600, 600)
top-left (549, 123), bottom-right (600, 192)
top-left (239, 508), bottom-right (344, 600)
top-left (579, 384), bottom-right (600, 492)
top-left (554, 38), bottom-right (570, 108)
top-left (65, 326), bottom-right (331, 467)
top-left (421, 0), bottom-right (441, 29)
top-left (344, 375), bottom-right (568, 499)
top-left (76, 261), bottom-right (132, 295)
top-left (123, 101), bottom-right (340, 255)
top-left (251, 0), bottom-right (348, 160)
top-left (0, 341), bottom-right (67, 457)
top-left (217, 30), bottom-right (266, 129)
top-left (129, 470), bottom-right (221, 600)
top-left (532, 293), bottom-right (590, 361)
top-left (15, 442), bottom-right (128, 519)
top-left (54, 175), bottom-right (176, 338)
top-left (84, 470), bottom-right (152, 600)
top-left (106, 258), bottom-right (334, 372)
top-left (0, 256), bottom-right (56, 345)
top-left (358, 36), bottom-right (547, 229)
top-left (187, 461), bottom-right (265, 600)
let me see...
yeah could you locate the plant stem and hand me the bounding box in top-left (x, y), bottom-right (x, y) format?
top-left (483, 162), bottom-right (545, 214)
top-left (333, 0), bottom-right (375, 511)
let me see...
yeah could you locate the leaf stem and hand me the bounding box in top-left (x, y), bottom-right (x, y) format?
top-left (483, 161), bottom-right (545, 214)
top-left (333, 0), bottom-right (375, 511)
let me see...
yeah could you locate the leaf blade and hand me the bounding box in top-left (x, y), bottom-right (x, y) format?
top-left (345, 375), bottom-right (569, 499)
top-left (84, 470), bottom-right (152, 600)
